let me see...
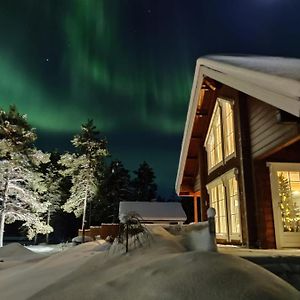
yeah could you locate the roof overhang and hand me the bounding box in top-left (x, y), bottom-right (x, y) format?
top-left (176, 56), bottom-right (300, 195)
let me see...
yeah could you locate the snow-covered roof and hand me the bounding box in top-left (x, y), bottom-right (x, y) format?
top-left (199, 56), bottom-right (300, 115)
top-left (175, 55), bottom-right (300, 195)
top-left (118, 201), bottom-right (187, 223)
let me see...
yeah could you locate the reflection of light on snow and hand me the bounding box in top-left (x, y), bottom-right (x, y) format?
top-left (25, 245), bottom-right (56, 253)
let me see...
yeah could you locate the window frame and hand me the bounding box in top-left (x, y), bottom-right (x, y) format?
top-left (206, 177), bottom-right (228, 240)
top-left (205, 101), bottom-right (224, 173)
top-left (221, 99), bottom-right (236, 162)
top-left (204, 97), bottom-right (236, 174)
top-left (206, 168), bottom-right (242, 242)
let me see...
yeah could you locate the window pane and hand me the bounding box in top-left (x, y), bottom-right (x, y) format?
top-left (206, 105), bottom-right (223, 170)
top-left (290, 172), bottom-right (300, 182)
top-left (277, 171), bottom-right (300, 232)
top-left (223, 101), bottom-right (235, 158)
top-left (219, 216), bottom-right (227, 234)
top-left (228, 176), bottom-right (241, 236)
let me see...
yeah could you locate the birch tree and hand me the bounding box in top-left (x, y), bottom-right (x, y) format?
top-left (59, 120), bottom-right (108, 233)
top-left (0, 105), bottom-right (52, 247)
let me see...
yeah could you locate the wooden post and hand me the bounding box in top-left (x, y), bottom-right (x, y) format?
top-left (199, 140), bottom-right (209, 221)
top-left (193, 194), bottom-right (198, 223)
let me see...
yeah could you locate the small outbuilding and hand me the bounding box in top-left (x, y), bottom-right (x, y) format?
top-left (119, 201), bottom-right (187, 224)
top-left (176, 55), bottom-right (300, 249)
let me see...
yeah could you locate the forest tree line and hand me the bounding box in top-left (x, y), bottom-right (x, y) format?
top-left (0, 105), bottom-right (162, 246)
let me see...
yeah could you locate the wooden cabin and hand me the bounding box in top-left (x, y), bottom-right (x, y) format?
top-left (119, 201), bottom-right (187, 224)
top-left (176, 56), bottom-right (300, 249)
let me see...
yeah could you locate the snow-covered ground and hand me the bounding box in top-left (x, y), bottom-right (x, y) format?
top-left (0, 227), bottom-right (299, 300)
top-left (25, 243), bottom-right (73, 254)
top-left (218, 244), bottom-right (300, 257)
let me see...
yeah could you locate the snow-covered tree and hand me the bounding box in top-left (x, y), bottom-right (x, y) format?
top-left (0, 105), bottom-right (52, 247)
top-left (59, 120), bottom-right (108, 232)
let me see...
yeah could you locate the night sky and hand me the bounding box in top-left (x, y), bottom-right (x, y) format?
top-left (1, 0), bottom-right (300, 197)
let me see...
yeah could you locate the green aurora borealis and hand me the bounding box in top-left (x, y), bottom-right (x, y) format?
top-left (1, 0), bottom-right (300, 195)
top-left (0, 0), bottom-right (192, 133)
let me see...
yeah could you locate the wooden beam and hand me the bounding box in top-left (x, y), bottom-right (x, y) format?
top-left (199, 142), bottom-right (209, 222)
top-left (193, 194), bottom-right (199, 223)
top-left (180, 184), bottom-right (193, 193)
top-left (256, 134), bottom-right (300, 160)
top-left (196, 109), bottom-right (208, 117)
top-left (187, 156), bottom-right (198, 160)
top-left (203, 78), bottom-right (216, 91)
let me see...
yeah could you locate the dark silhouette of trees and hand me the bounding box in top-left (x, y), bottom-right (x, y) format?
top-left (92, 160), bottom-right (132, 224)
top-left (131, 161), bottom-right (157, 202)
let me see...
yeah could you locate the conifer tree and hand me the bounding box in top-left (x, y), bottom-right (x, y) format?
top-left (42, 151), bottom-right (62, 243)
top-left (132, 161), bottom-right (157, 202)
top-left (59, 120), bottom-right (108, 234)
top-left (0, 105), bottom-right (51, 247)
top-left (94, 160), bottom-right (131, 223)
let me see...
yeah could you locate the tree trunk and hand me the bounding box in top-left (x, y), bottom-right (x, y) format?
top-left (46, 209), bottom-right (51, 244)
top-left (0, 211), bottom-right (5, 248)
top-left (81, 188), bottom-right (88, 242)
top-left (0, 177), bottom-right (9, 247)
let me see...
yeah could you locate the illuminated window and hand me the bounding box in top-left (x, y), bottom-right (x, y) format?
top-left (207, 169), bottom-right (241, 241)
top-left (209, 181), bottom-right (227, 237)
top-left (223, 101), bottom-right (235, 157)
top-left (276, 171), bottom-right (300, 232)
top-left (205, 98), bottom-right (235, 172)
top-left (206, 105), bottom-right (223, 170)
top-left (228, 176), bottom-right (240, 235)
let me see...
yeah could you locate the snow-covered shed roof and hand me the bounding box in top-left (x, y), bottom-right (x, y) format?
top-left (119, 201), bottom-right (187, 223)
top-left (175, 55), bottom-right (300, 195)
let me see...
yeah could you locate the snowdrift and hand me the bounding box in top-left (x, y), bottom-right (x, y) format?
top-left (0, 242), bottom-right (35, 258)
top-left (30, 242), bottom-right (299, 300)
top-left (0, 229), bottom-right (299, 300)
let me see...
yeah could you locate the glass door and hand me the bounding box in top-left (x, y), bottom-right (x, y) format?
top-left (269, 163), bottom-right (300, 248)
top-left (227, 176), bottom-right (242, 241)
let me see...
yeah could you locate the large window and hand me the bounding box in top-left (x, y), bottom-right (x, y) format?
top-left (207, 169), bottom-right (241, 241)
top-left (206, 106), bottom-right (223, 169)
top-left (205, 98), bottom-right (235, 172)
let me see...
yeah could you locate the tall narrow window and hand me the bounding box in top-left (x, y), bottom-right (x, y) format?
top-left (205, 98), bottom-right (236, 172)
top-left (206, 105), bottom-right (223, 170)
top-left (223, 101), bottom-right (235, 158)
top-left (228, 176), bottom-right (240, 236)
top-left (209, 182), bottom-right (227, 237)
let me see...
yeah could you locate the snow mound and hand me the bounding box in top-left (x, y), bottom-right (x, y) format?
top-left (29, 242), bottom-right (299, 300)
top-left (0, 243), bottom-right (37, 259)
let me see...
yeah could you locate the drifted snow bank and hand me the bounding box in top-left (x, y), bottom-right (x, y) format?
top-left (0, 231), bottom-right (299, 300)
top-left (0, 242), bottom-right (38, 258)
top-left (0, 243), bottom-right (44, 269)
